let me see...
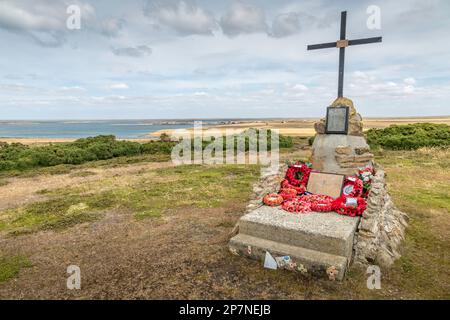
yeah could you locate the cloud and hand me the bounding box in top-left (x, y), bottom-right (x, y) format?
top-left (96, 17), bottom-right (124, 37)
top-left (0, 0), bottom-right (123, 46)
top-left (144, 0), bottom-right (217, 36)
top-left (109, 83), bottom-right (129, 90)
top-left (220, 1), bottom-right (267, 36)
top-left (112, 45), bottom-right (152, 57)
top-left (270, 11), bottom-right (335, 38)
top-left (291, 84), bottom-right (308, 91)
top-left (0, 1), bottom-right (62, 32)
top-left (58, 86), bottom-right (86, 93)
top-left (271, 12), bottom-right (300, 38)
top-left (404, 77), bottom-right (416, 85)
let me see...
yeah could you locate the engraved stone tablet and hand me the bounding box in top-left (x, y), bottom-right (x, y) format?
top-left (306, 171), bottom-right (345, 198)
top-left (325, 106), bottom-right (349, 134)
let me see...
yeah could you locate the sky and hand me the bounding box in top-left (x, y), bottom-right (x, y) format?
top-left (0, 0), bottom-right (449, 120)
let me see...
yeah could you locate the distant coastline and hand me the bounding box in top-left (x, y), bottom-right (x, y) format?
top-left (1, 116), bottom-right (449, 144)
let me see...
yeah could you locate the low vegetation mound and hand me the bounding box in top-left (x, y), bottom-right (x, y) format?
top-left (366, 123), bottom-right (450, 150)
top-left (0, 135), bottom-right (175, 172)
top-left (0, 130), bottom-right (293, 172)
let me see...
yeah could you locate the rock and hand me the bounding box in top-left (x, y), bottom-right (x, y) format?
top-left (335, 146), bottom-right (353, 155)
top-left (314, 121), bottom-right (326, 134)
top-left (330, 97), bottom-right (364, 136)
top-left (313, 97), bottom-right (365, 137)
top-left (354, 153), bottom-right (374, 162)
top-left (355, 147), bottom-right (370, 155)
top-left (348, 120), bottom-right (364, 136)
top-left (354, 166), bottom-right (408, 268)
top-left (335, 154), bottom-right (355, 163)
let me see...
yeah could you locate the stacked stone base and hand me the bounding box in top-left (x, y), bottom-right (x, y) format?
top-left (353, 167), bottom-right (409, 267)
top-left (229, 166), bottom-right (408, 280)
top-left (229, 207), bottom-right (360, 281)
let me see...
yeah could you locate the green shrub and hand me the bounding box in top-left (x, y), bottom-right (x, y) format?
top-left (0, 130), bottom-right (295, 172)
top-left (224, 129), bottom-right (293, 151)
top-left (0, 135), bottom-right (175, 172)
top-left (366, 123), bottom-right (450, 150)
top-left (141, 141), bottom-right (176, 154)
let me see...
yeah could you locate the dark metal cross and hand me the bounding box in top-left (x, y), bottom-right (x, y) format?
top-left (307, 11), bottom-right (382, 98)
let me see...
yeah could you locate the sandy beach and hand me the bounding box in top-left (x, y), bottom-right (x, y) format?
top-left (150, 116), bottom-right (450, 138)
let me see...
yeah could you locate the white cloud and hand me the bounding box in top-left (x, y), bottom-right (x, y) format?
top-left (109, 83), bottom-right (129, 90)
top-left (0, 0), bottom-right (123, 46)
top-left (404, 85), bottom-right (415, 94)
top-left (193, 91), bottom-right (208, 96)
top-left (352, 71), bottom-right (375, 83)
top-left (145, 0), bottom-right (217, 35)
top-left (291, 84), bottom-right (308, 91)
top-left (220, 1), bottom-right (267, 36)
top-left (58, 86), bottom-right (86, 93)
top-left (404, 77), bottom-right (416, 85)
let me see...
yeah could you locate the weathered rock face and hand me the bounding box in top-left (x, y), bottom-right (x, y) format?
top-left (353, 167), bottom-right (409, 267)
top-left (314, 97), bottom-right (364, 136)
top-left (311, 134), bottom-right (374, 175)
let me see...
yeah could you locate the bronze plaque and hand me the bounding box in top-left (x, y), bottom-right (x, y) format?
top-left (306, 172), bottom-right (345, 198)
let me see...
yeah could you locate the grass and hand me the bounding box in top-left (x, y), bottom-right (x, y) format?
top-left (69, 170), bottom-right (97, 178)
top-left (339, 147), bottom-right (450, 299)
top-left (0, 142), bottom-right (448, 299)
top-left (0, 164), bottom-right (260, 235)
top-left (0, 255), bottom-right (32, 283)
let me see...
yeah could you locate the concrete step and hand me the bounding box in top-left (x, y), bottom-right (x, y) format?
top-left (238, 206), bottom-right (359, 259)
top-left (229, 233), bottom-right (348, 280)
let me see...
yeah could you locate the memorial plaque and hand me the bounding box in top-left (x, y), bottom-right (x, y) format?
top-left (325, 106), bottom-right (349, 134)
top-left (306, 172), bottom-right (345, 198)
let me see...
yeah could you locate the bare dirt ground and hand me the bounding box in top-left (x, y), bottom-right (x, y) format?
top-left (0, 160), bottom-right (317, 299)
top-left (0, 162), bottom-right (170, 211)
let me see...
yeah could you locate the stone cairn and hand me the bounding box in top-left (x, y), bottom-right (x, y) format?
top-left (312, 97), bottom-right (374, 175)
top-left (312, 97), bottom-right (408, 268)
top-left (241, 97), bottom-right (409, 270)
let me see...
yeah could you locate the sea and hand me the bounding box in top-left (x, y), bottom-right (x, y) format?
top-left (0, 120), bottom-right (232, 139)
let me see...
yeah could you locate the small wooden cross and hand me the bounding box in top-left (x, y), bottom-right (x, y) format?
top-left (307, 11), bottom-right (382, 98)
